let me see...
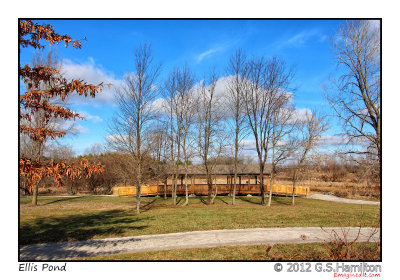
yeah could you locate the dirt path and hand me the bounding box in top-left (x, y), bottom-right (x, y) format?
top-left (19, 227), bottom-right (380, 260)
top-left (306, 194), bottom-right (380, 205)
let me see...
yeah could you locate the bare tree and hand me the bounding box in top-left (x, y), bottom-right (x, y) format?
top-left (325, 20), bottom-right (381, 171)
top-left (242, 56), bottom-right (294, 205)
top-left (162, 73), bottom-right (179, 205)
top-left (108, 43), bottom-right (161, 213)
top-left (267, 94), bottom-right (296, 207)
top-left (291, 110), bottom-right (328, 205)
top-left (226, 48), bottom-right (248, 205)
top-left (195, 70), bottom-right (224, 205)
top-left (172, 65), bottom-right (197, 206)
top-left (162, 66), bottom-right (196, 205)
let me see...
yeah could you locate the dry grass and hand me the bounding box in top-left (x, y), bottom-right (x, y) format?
top-left (274, 168), bottom-right (380, 201)
top-left (20, 195), bottom-right (380, 246)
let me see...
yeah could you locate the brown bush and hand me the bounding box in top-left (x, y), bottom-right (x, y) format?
top-left (322, 226), bottom-right (380, 261)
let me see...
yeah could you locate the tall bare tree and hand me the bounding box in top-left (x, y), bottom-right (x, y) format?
top-left (267, 94), bottom-right (296, 207)
top-left (195, 70), bottom-right (224, 205)
top-left (242, 56), bottom-right (294, 205)
top-left (291, 110), bottom-right (327, 205)
top-left (226, 49), bottom-right (248, 205)
top-left (162, 66), bottom-right (196, 205)
top-left (172, 65), bottom-right (197, 206)
top-left (108, 43), bottom-right (161, 213)
top-left (162, 73), bottom-right (179, 205)
top-left (325, 20), bottom-right (381, 171)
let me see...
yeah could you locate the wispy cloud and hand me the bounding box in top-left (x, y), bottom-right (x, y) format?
top-left (277, 29), bottom-right (328, 49)
top-left (196, 48), bottom-right (220, 62)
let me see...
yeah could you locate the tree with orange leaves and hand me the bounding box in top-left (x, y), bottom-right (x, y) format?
top-left (19, 20), bottom-right (104, 205)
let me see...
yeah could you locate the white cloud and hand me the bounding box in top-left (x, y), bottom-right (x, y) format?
top-left (61, 58), bottom-right (122, 105)
top-left (150, 97), bottom-right (169, 115)
top-left (241, 139), bottom-right (257, 151)
top-left (292, 108), bottom-right (312, 122)
top-left (278, 29), bottom-right (328, 48)
top-left (150, 75), bottom-right (309, 122)
top-left (106, 134), bottom-right (129, 144)
top-left (318, 135), bottom-right (348, 147)
top-left (72, 124), bottom-right (89, 134)
top-left (51, 120), bottom-right (89, 134)
top-left (78, 111), bottom-right (103, 123)
top-left (196, 48), bottom-right (220, 62)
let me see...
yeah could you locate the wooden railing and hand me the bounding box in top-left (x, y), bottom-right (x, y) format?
top-left (113, 184), bottom-right (310, 197)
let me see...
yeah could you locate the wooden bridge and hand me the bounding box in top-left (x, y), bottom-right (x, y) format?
top-left (113, 184), bottom-right (310, 197)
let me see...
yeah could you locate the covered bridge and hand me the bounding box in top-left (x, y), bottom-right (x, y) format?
top-left (113, 164), bottom-right (309, 196)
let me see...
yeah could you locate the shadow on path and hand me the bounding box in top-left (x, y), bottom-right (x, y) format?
top-left (20, 236), bottom-right (143, 261)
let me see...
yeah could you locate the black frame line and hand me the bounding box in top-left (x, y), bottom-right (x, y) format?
top-left (18, 17), bottom-right (383, 263)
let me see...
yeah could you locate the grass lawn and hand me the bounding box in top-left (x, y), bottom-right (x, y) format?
top-left (19, 195), bottom-right (380, 245)
top-left (72, 242), bottom-right (380, 261)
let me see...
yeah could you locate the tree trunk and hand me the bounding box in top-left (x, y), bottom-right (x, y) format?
top-left (205, 163), bottom-right (212, 205)
top-left (136, 158), bottom-right (142, 213)
top-left (136, 185), bottom-right (141, 213)
top-left (232, 126), bottom-right (239, 205)
top-left (207, 174), bottom-right (212, 205)
top-left (211, 173), bottom-right (217, 204)
top-left (184, 153), bottom-right (189, 205)
top-left (259, 165), bottom-right (265, 205)
top-left (232, 174), bottom-right (237, 205)
top-left (163, 180), bottom-right (167, 200)
top-left (172, 173), bottom-right (177, 205)
top-left (267, 170), bottom-right (274, 207)
top-left (22, 177), bottom-right (29, 195)
top-left (32, 184), bottom-right (38, 205)
top-left (31, 136), bottom-right (42, 206)
top-left (184, 172), bottom-right (189, 206)
top-left (292, 169), bottom-right (298, 206)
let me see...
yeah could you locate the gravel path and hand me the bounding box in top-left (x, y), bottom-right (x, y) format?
top-left (19, 227), bottom-right (380, 260)
top-left (306, 194), bottom-right (380, 205)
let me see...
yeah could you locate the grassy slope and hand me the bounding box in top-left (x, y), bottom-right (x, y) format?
top-left (72, 242), bottom-right (380, 261)
top-left (19, 196), bottom-right (380, 245)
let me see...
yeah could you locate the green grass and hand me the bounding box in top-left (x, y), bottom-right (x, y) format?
top-left (71, 242), bottom-right (381, 261)
top-left (19, 195), bottom-right (380, 245)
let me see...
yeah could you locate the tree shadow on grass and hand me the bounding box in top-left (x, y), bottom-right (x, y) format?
top-left (42, 196), bottom-right (84, 205)
top-left (216, 197), bottom-right (229, 205)
top-left (176, 197), bottom-right (184, 205)
top-left (198, 196), bottom-right (208, 205)
top-left (273, 196), bottom-right (293, 206)
top-left (139, 198), bottom-right (159, 212)
top-left (238, 196), bottom-right (261, 205)
top-left (20, 209), bottom-right (151, 246)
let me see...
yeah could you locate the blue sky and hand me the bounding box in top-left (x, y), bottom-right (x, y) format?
top-left (20, 19), bottom-right (349, 155)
